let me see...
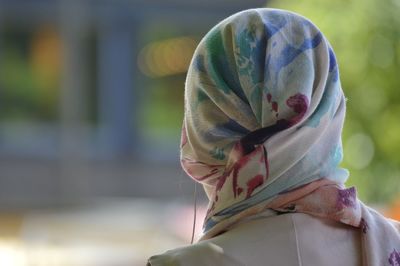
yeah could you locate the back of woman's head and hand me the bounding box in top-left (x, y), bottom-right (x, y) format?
top-left (181, 9), bottom-right (347, 234)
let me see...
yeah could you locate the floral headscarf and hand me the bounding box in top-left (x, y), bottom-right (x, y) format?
top-left (181, 8), bottom-right (400, 265)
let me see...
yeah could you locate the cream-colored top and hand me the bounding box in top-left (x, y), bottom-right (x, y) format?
top-left (147, 213), bottom-right (361, 266)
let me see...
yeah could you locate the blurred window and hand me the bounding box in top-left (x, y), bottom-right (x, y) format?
top-left (0, 25), bottom-right (61, 122)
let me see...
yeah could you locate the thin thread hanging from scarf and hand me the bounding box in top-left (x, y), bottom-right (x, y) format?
top-left (190, 182), bottom-right (197, 244)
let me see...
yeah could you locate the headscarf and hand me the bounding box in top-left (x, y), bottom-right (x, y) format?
top-left (181, 8), bottom-right (400, 265)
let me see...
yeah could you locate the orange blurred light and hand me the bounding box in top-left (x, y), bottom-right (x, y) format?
top-left (30, 25), bottom-right (63, 90)
top-left (386, 198), bottom-right (400, 221)
top-left (137, 36), bottom-right (197, 78)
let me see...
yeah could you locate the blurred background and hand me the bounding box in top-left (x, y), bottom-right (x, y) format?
top-left (0, 0), bottom-right (399, 265)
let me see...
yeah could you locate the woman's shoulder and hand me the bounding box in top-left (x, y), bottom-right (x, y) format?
top-left (147, 213), bottom-right (362, 266)
top-left (147, 213), bottom-right (295, 266)
top-left (147, 241), bottom-right (244, 266)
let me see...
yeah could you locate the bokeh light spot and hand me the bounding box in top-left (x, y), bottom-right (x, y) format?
top-left (344, 133), bottom-right (375, 169)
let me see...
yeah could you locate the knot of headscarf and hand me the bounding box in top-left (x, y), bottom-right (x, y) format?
top-left (181, 10), bottom-right (400, 263)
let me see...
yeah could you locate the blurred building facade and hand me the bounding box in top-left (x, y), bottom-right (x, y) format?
top-left (0, 0), bottom-right (266, 208)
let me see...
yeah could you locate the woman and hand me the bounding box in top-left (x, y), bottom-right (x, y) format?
top-left (148, 8), bottom-right (400, 266)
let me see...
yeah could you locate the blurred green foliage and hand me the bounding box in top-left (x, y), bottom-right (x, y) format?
top-left (269, 0), bottom-right (400, 203)
top-left (140, 76), bottom-right (184, 143)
